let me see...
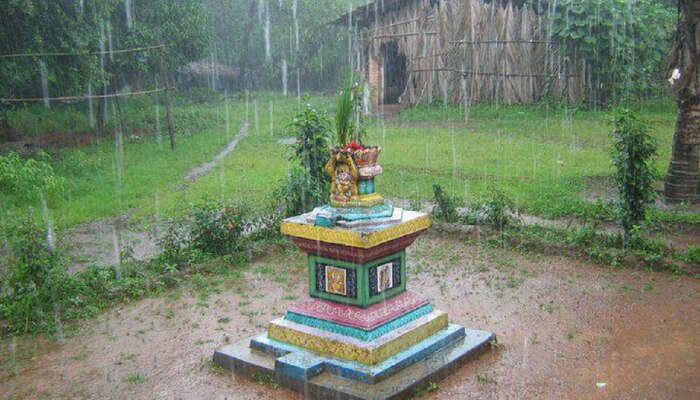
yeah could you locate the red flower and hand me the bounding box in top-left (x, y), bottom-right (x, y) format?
top-left (344, 141), bottom-right (363, 152)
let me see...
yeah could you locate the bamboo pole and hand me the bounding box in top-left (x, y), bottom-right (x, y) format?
top-left (159, 48), bottom-right (176, 150)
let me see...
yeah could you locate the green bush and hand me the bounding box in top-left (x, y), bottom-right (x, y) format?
top-left (280, 103), bottom-right (332, 216)
top-left (189, 197), bottom-right (248, 256)
top-left (156, 218), bottom-right (204, 270)
top-left (0, 213), bottom-right (68, 333)
top-left (431, 184), bottom-right (459, 223)
top-left (279, 167), bottom-right (326, 217)
top-left (480, 186), bottom-right (518, 231)
top-left (610, 109), bottom-right (658, 241)
top-left (0, 151), bottom-right (65, 199)
top-left (288, 104), bottom-right (331, 184)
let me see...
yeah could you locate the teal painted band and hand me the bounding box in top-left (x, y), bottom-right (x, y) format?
top-left (358, 177), bottom-right (375, 194)
top-left (285, 304), bottom-right (434, 342)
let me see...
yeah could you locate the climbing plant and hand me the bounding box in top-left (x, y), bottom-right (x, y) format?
top-left (551, 0), bottom-right (676, 106)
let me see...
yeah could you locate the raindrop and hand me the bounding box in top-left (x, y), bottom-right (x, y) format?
top-left (292, 0), bottom-right (299, 53)
top-left (296, 68), bottom-right (301, 107)
top-left (282, 59), bottom-right (288, 96)
top-left (225, 91), bottom-right (231, 135)
top-left (38, 60), bottom-right (50, 108)
top-left (111, 227), bottom-right (122, 280)
top-left (269, 100), bottom-right (274, 136)
top-left (125, 0), bottom-right (132, 29)
top-left (106, 21), bottom-right (114, 61)
top-left (264, 1), bottom-right (271, 62)
top-left (87, 82), bottom-right (95, 128)
top-left (254, 100), bottom-right (259, 135)
top-left (155, 98), bottom-right (162, 151)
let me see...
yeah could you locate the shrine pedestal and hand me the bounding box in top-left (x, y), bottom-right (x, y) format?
top-left (214, 208), bottom-right (495, 400)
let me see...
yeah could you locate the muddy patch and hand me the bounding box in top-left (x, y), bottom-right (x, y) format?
top-left (1, 235), bottom-right (698, 399)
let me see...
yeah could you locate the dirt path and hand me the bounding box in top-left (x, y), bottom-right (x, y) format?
top-left (181, 123), bottom-right (249, 186)
top-left (2, 233), bottom-right (698, 400)
top-left (64, 123), bottom-right (251, 272)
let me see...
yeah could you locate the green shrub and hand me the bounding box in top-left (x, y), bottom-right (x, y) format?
top-left (480, 186), bottom-right (518, 231)
top-left (288, 104), bottom-right (331, 185)
top-left (0, 213), bottom-right (68, 333)
top-left (610, 109), bottom-right (658, 241)
top-left (278, 167), bottom-right (326, 217)
top-left (189, 197), bottom-right (248, 256)
top-left (431, 184), bottom-right (459, 222)
top-left (157, 218), bottom-right (205, 270)
top-left (0, 151), bottom-right (65, 198)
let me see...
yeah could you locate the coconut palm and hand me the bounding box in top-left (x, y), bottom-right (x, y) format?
top-left (664, 0), bottom-right (700, 203)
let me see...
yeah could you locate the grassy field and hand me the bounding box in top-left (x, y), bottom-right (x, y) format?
top-left (2, 93), bottom-right (697, 229)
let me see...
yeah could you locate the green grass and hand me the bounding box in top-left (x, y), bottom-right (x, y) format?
top-left (370, 100), bottom-right (697, 224)
top-left (1, 92), bottom-right (311, 226)
top-left (2, 93), bottom-right (697, 228)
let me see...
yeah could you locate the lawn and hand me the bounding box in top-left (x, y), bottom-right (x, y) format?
top-left (2, 93), bottom-right (697, 228)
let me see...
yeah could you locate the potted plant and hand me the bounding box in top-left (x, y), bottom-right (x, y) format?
top-left (326, 74), bottom-right (384, 208)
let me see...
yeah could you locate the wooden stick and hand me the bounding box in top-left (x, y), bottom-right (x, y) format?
top-left (0, 88), bottom-right (166, 102)
top-left (0, 44), bottom-right (166, 59)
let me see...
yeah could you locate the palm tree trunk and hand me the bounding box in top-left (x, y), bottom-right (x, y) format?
top-left (664, 0), bottom-right (700, 203)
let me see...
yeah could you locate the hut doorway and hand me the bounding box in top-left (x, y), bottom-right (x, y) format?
top-left (381, 42), bottom-right (407, 104)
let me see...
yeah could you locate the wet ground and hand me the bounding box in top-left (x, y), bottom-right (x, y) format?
top-left (1, 233), bottom-right (698, 400)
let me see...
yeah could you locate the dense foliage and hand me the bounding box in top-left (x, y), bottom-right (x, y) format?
top-left (551, 0), bottom-right (677, 106)
top-left (201, 0), bottom-right (356, 92)
top-left (610, 109), bottom-right (658, 239)
top-left (0, 151), bottom-right (65, 199)
top-left (280, 103), bottom-right (331, 216)
top-left (0, 0), bottom-right (210, 101)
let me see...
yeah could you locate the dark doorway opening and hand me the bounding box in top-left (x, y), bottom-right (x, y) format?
top-left (382, 42), bottom-right (407, 104)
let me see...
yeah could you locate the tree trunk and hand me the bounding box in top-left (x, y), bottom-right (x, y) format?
top-left (664, 0), bottom-right (700, 203)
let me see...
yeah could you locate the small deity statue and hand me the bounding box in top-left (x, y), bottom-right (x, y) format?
top-left (325, 151), bottom-right (359, 206)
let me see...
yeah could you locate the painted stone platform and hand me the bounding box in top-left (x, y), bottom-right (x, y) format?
top-left (287, 291), bottom-right (429, 331)
top-left (215, 204), bottom-right (495, 399)
top-left (214, 327), bottom-right (495, 400)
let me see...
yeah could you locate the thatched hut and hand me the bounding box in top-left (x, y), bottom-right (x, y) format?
top-left (334, 0), bottom-right (584, 108)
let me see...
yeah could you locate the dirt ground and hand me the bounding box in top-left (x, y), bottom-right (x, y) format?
top-left (1, 232), bottom-right (699, 400)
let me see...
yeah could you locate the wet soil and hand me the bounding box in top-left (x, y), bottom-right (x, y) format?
top-left (1, 233), bottom-right (698, 400)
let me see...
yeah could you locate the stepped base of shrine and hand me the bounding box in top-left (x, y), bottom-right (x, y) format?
top-left (213, 326), bottom-right (495, 400)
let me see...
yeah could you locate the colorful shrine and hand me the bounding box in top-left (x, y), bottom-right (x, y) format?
top-left (214, 144), bottom-right (495, 399)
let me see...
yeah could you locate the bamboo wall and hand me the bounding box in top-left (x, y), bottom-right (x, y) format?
top-left (357, 0), bottom-right (584, 106)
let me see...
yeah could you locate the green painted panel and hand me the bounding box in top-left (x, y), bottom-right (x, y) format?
top-left (307, 251), bottom-right (407, 307)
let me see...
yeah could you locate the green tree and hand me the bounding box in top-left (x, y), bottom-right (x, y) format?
top-left (610, 109), bottom-right (658, 240)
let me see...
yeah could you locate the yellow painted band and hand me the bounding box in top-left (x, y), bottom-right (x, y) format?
top-left (280, 214), bottom-right (432, 249)
top-left (268, 312), bottom-right (448, 365)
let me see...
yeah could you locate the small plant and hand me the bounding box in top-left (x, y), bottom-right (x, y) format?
top-left (278, 167), bottom-right (326, 217)
top-left (0, 151), bottom-right (65, 199)
top-left (431, 184), bottom-right (459, 222)
top-left (335, 72), bottom-right (354, 146)
top-left (476, 373), bottom-right (493, 383)
top-left (289, 104), bottom-right (331, 184)
top-left (251, 371), bottom-right (279, 389)
top-left (426, 381), bottom-right (440, 393)
top-left (189, 197), bottom-right (248, 256)
top-left (127, 373), bottom-right (149, 384)
top-left (280, 103), bottom-right (333, 216)
top-left (480, 186), bottom-right (517, 231)
top-left (157, 218), bottom-right (203, 269)
top-left (0, 212), bottom-right (67, 333)
top-left (334, 71), bottom-right (367, 146)
top-left (610, 109), bottom-right (657, 243)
